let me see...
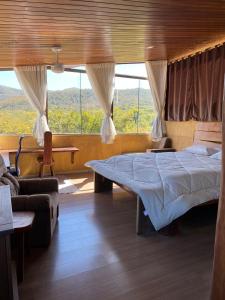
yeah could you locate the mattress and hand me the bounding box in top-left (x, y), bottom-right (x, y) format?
top-left (85, 151), bottom-right (221, 230)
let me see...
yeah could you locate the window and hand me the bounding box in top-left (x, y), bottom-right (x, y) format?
top-left (116, 63), bottom-right (147, 77)
top-left (80, 73), bottom-right (103, 134)
top-left (47, 71), bottom-right (104, 134)
top-left (0, 71), bottom-right (36, 134)
top-left (113, 64), bottom-right (155, 133)
top-left (0, 63), bottom-right (155, 135)
top-left (47, 71), bottom-right (82, 134)
top-left (113, 77), bottom-right (139, 133)
top-left (138, 80), bottom-right (155, 133)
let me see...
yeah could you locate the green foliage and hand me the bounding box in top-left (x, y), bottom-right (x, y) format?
top-left (0, 110), bottom-right (36, 134)
top-left (0, 107), bottom-right (154, 134)
top-left (0, 85), bottom-right (156, 135)
top-left (81, 110), bottom-right (103, 133)
top-left (114, 106), bottom-right (155, 133)
top-left (48, 109), bottom-right (81, 133)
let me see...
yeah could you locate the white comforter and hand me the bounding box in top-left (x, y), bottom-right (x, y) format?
top-left (85, 151), bottom-right (221, 230)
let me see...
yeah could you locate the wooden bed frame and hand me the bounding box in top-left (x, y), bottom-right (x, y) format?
top-left (94, 122), bottom-right (222, 235)
top-left (193, 122), bottom-right (222, 148)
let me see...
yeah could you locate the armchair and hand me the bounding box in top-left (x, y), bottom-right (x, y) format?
top-left (11, 178), bottom-right (59, 247)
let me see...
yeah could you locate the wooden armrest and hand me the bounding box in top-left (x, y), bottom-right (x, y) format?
top-left (146, 148), bottom-right (176, 153)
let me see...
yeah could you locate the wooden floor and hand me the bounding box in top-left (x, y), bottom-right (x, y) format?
top-left (19, 173), bottom-right (217, 300)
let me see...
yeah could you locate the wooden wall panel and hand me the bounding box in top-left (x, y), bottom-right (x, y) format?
top-left (0, 134), bottom-right (151, 176)
top-left (0, 121), bottom-right (220, 177)
top-left (166, 121), bottom-right (197, 150)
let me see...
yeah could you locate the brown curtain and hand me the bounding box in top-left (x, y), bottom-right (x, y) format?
top-left (165, 45), bottom-right (225, 121)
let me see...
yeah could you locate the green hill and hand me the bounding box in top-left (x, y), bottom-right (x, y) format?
top-left (0, 84), bottom-right (155, 134)
top-left (0, 85), bottom-right (153, 110)
top-left (0, 85), bottom-right (23, 100)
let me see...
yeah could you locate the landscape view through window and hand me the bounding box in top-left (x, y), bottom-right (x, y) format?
top-left (0, 64), bottom-right (155, 134)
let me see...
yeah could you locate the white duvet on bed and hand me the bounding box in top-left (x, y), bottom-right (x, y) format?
top-left (85, 151), bottom-right (221, 230)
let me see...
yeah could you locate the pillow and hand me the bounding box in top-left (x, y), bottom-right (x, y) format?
top-left (211, 151), bottom-right (222, 160)
top-left (184, 145), bottom-right (220, 156)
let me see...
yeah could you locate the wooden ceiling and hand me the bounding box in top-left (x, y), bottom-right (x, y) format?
top-left (1, 0), bottom-right (225, 67)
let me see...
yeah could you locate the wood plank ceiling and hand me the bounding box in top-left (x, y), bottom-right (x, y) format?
top-left (0, 0), bottom-right (225, 67)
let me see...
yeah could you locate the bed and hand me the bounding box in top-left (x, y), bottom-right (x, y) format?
top-left (86, 122), bottom-right (222, 234)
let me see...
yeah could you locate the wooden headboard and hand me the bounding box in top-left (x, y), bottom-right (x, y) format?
top-left (193, 122), bottom-right (222, 148)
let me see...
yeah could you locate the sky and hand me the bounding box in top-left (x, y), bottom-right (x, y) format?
top-left (0, 63), bottom-right (149, 90)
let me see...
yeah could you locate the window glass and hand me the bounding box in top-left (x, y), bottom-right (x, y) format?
top-left (0, 63), bottom-right (155, 135)
top-left (138, 80), bottom-right (155, 133)
top-left (80, 73), bottom-right (103, 134)
top-left (47, 71), bottom-right (104, 134)
top-left (47, 71), bottom-right (82, 134)
top-left (113, 77), bottom-right (139, 133)
top-left (0, 71), bottom-right (36, 134)
top-left (113, 63), bottom-right (155, 134)
top-left (115, 63), bottom-right (147, 77)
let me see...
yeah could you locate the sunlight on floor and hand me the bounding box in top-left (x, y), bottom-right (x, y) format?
top-left (59, 176), bottom-right (93, 194)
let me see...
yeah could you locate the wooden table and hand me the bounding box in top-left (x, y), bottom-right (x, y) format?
top-left (12, 212), bottom-right (34, 283)
top-left (0, 146), bottom-right (79, 164)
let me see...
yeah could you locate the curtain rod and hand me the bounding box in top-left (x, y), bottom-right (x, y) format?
top-left (168, 41), bottom-right (225, 65)
top-left (0, 66), bottom-right (148, 81)
top-left (64, 67), bottom-right (147, 80)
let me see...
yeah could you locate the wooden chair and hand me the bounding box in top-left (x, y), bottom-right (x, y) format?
top-left (37, 131), bottom-right (55, 177)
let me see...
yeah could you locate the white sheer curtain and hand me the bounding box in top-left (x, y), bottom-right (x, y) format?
top-left (145, 60), bottom-right (167, 141)
top-left (14, 65), bottom-right (49, 146)
top-left (86, 63), bottom-right (116, 144)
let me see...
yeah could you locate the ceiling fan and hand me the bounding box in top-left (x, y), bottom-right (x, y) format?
top-left (51, 46), bottom-right (64, 73)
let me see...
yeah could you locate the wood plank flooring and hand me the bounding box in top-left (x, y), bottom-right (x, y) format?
top-left (19, 173), bottom-right (217, 300)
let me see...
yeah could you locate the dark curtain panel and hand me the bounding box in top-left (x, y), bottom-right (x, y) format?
top-left (165, 45), bottom-right (225, 121)
top-left (165, 58), bottom-right (194, 121)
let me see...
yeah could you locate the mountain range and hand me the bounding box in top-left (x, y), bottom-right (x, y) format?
top-left (0, 85), bottom-right (153, 110)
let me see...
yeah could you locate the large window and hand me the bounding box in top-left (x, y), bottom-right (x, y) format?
top-left (114, 64), bottom-right (155, 133)
top-left (0, 71), bottom-right (36, 134)
top-left (113, 77), bottom-right (140, 133)
top-left (80, 73), bottom-right (103, 134)
top-left (138, 80), bottom-right (155, 133)
top-left (47, 71), bottom-right (82, 134)
top-left (48, 63), bottom-right (154, 134)
top-left (47, 71), bottom-right (104, 134)
top-left (0, 64), bottom-right (155, 135)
